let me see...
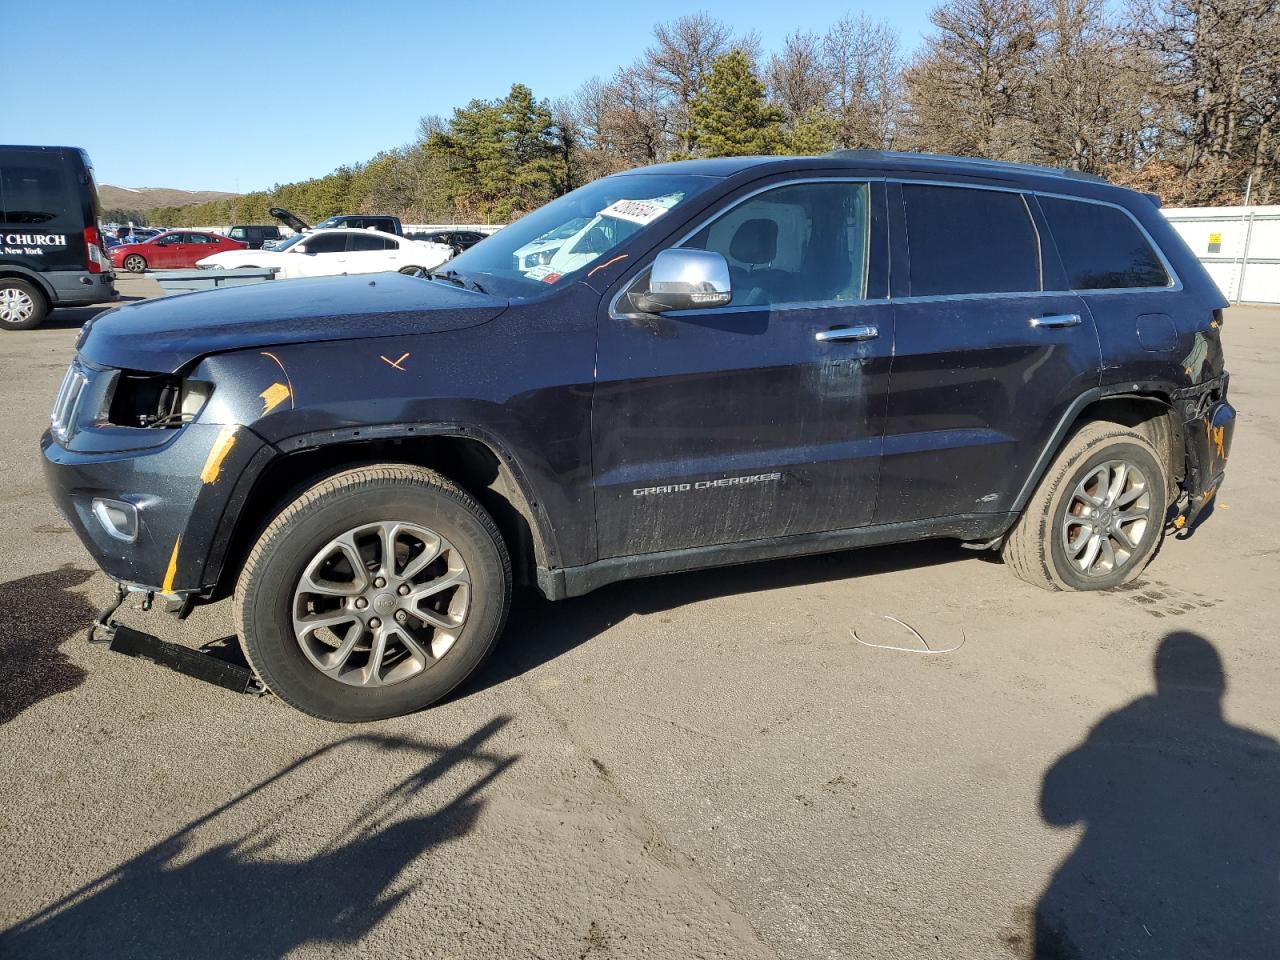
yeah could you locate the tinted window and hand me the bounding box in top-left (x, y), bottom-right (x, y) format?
top-left (0, 152), bottom-right (72, 225)
top-left (1040, 196), bottom-right (1169, 290)
top-left (301, 233), bottom-right (348, 254)
top-left (188, 233), bottom-right (215, 244)
top-left (902, 185), bottom-right (1041, 296)
top-left (681, 181), bottom-right (872, 306)
top-left (155, 233), bottom-right (184, 245)
top-left (228, 227), bottom-right (246, 239)
top-left (348, 234), bottom-right (392, 251)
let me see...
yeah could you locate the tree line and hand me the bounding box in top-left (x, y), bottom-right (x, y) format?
top-left (150, 0), bottom-right (1278, 228)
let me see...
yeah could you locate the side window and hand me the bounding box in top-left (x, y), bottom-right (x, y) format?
top-left (348, 233), bottom-right (391, 251)
top-left (156, 233), bottom-right (182, 245)
top-left (902, 184), bottom-right (1041, 296)
top-left (0, 153), bottom-right (71, 225)
top-left (188, 233), bottom-right (214, 244)
top-left (228, 227), bottom-right (246, 240)
top-left (1039, 197), bottom-right (1170, 290)
top-left (680, 181), bottom-right (871, 307)
top-left (301, 233), bottom-right (348, 254)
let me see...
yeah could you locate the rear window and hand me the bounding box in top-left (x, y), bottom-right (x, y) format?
top-left (348, 233), bottom-right (393, 251)
top-left (1040, 196), bottom-right (1170, 290)
top-left (902, 184), bottom-right (1041, 297)
top-left (0, 151), bottom-right (74, 226)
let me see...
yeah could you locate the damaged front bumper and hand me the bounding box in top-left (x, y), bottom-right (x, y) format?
top-left (41, 420), bottom-right (269, 597)
top-left (1173, 373), bottom-right (1235, 535)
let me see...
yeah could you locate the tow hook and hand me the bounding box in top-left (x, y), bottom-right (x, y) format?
top-left (88, 586), bottom-right (267, 696)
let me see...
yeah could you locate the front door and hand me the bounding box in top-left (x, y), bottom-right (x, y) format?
top-left (875, 182), bottom-right (1101, 524)
top-left (592, 179), bottom-right (894, 560)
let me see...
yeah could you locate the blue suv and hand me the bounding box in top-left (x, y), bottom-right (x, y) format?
top-left (43, 151), bottom-right (1234, 720)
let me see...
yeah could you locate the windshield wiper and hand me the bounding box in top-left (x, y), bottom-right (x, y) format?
top-left (426, 270), bottom-right (465, 288)
top-left (440, 269), bottom-right (487, 294)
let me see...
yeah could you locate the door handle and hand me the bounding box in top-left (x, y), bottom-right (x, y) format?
top-left (816, 324), bottom-right (879, 342)
top-left (1030, 313), bottom-right (1083, 328)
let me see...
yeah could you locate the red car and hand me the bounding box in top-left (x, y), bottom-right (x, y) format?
top-left (110, 230), bottom-right (246, 272)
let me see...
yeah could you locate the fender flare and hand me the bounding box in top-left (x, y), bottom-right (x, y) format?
top-left (0, 264), bottom-right (56, 307)
top-left (1006, 386), bottom-right (1181, 517)
top-left (202, 420), bottom-right (562, 594)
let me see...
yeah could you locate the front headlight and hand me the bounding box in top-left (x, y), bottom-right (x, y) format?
top-left (50, 362), bottom-right (89, 442)
top-left (106, 371), bottom-right (213, 428)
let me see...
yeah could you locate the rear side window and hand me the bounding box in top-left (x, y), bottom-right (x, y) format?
top-left (1039, 197), bottom-right (1170, 290)
top-left (348, 234), bottom-right (393, 251)
top-left (902, 185), bottom-right (1041, 296)
top-left (228, 227), bottom-right (246, 239)
top-left (0, 152), bottom-right (73, 226)
top-left (303, 233), bottom-right (348, 254)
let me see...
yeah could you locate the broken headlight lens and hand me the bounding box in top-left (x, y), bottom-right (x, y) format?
top-left (106, 371), bottom-right (213, 428)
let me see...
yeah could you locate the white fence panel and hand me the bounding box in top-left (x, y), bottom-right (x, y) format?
top-left (1162, 205), bottom-right (1280, 304)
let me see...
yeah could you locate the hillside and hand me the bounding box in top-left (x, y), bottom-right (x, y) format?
top-left (100, 184), bottom-right (240, 211)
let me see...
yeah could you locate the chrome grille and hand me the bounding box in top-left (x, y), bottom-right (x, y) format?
top-left (51, 362), bottom-right (88, 441)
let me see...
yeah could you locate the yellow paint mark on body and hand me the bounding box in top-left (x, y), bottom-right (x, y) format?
top-left (162, 536), bottom-right (181, 594)
top-left (380, 352), bottom-right (410, 372)
top-left (200, 425), bottom-right (238, 484)
top-left (260, 382), bottom-right (291, 415)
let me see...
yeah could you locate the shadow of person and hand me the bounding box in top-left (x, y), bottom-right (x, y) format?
top-left (0, 566), bottom-right (94, 724)
top-left (0, 719), bottom-right (518, 960)
top-left (1033, 632), bottom-right (1280, 959)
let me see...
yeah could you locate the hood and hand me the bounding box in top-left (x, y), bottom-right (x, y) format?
top-left (77, 272), bottom-right (510, 373)
top-left (269, 206), bottom-right (310, 233)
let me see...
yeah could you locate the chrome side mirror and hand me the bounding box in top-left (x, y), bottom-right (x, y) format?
top-left (630, 248), bottom-right (732, 314)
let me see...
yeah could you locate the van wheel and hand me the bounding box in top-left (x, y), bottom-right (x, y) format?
top-left (234, 464), bottom-right (511, 722)
top-left (1003, 421), bottom-right (1169, 591)
top-left (123, 253), bottom-right (147, 273)
top-left (0, 278), bottom-right (48, 330)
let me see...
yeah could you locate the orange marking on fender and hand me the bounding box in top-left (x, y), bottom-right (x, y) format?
top-left (162, 536), bottom-right (181, 594)
top-left (200, 425), bottom-right (238, 484)
top-left (260, 382), bottom-right (291, 415)
top-left (381, 352), bottom-right (410, 372)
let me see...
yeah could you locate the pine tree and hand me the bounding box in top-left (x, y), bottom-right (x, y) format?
top-left (689, 50), bottom-right (785, 157)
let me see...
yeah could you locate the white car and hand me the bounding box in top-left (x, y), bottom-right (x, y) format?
top-left (196, 228), bottom-right (453, 279)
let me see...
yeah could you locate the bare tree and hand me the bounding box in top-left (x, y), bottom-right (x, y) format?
top-left (768, 30), bottom-right (830, 122)
top-left (822, 14), bottom-right (905, 149)
top-left (902, 0), bottom-right (1042, 158)
top-left (642, 13), bottom-right (736, 152)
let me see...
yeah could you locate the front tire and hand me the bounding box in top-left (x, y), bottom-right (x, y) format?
top-left (1003, 421), bottom-right (1169, 591)
top-left (234, 464), bottom-right (511, 721)
top-left (0, 278), bottom-right (48, 330)
top-left (123, 253), bottom-right (147, 273)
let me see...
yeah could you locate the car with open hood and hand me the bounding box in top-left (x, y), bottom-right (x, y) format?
top-left (44, 151), bottom-right (1235, 722)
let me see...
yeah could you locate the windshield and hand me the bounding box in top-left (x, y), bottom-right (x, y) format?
top-left (274, 234), bottom-right (306, 251)
top-left (444, 173), bottom-right (717, 296)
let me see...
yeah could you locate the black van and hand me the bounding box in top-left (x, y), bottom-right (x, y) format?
top-left (225, 224), bottom-right (282, 250)
top-left (0, 145), bottom-right (116, 330)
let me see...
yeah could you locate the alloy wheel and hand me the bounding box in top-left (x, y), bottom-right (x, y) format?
top-left (1061, 459), bottom-right (1153, 578)
top-left (291, 520), bottom-right (471, 687)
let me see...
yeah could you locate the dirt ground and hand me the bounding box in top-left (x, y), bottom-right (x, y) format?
top-left (1, 286), bottom-right (1276, 959)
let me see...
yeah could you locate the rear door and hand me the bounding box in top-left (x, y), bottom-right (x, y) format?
top-left (344, 232), bottom-right (396, 273)
top-left (875, 182), bottom-right (1099, 524)
top-left (593, 178), bottom-right (894, 559)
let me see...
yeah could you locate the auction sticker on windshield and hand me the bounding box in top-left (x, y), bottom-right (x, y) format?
top-left (598, 199), bottom-right (673, 226)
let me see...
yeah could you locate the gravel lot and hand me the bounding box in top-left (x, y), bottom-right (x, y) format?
top-left (1, 284), bottom-right (1277, 959)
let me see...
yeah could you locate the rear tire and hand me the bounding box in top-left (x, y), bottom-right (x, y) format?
top-left (1003, 421), bottom-right (1168, 591)
top-left (0, 278), bottom-right (48, 331)
top-left (234, 464), bottom-right (511, 722)
top-left (123, 253), bottom-right (147, 273)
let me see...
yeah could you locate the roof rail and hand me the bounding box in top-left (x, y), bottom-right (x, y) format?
top-left (825, 150), bottom-right (1109, 185)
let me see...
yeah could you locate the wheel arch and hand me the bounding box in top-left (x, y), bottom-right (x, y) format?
top-left (0, 267), bottom-right (55, 308)
top-left (208, 427), bottom-right (556, 601)
top-left (1009, 388), bottom-right (1183, 518)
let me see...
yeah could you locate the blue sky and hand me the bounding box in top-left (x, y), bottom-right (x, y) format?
top-left (5, 0), bottom-right (937, 193)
